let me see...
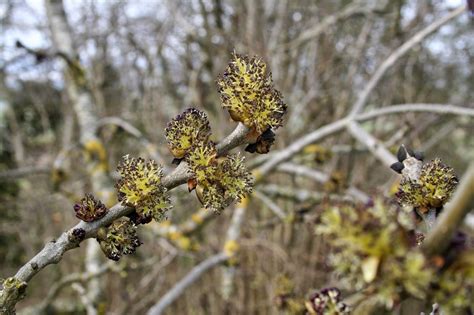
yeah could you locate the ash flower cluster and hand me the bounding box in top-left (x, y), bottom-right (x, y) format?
top-left (73, 194), bottom-right (108, 222)
top-left (305, 287), bottom-right (350, 315)
top-left (116, 155), bottom-right (170, 224)
top-left (96, 219), bottom-right (141, 261)
top-left (397, 158), bottom-right (458, 212)
top-left (186, 144), bottom-right (253, 212)
top-left (316, 200), bottom-right (432, 307)
top-left (217, 53), bottom-right (286, 152)
top-left (165, 108), bottom-right (211, 160)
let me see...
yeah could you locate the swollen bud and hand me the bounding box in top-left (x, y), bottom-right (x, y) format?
top-left (73, 194), bottom-right (108, 222)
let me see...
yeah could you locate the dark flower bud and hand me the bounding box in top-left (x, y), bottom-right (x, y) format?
top-left (306, 287), bottom-right (350, 315)
top-left (397, 145), bottom-right (407, 162)
top-left (73, 194), bottom-right (108, 222)
top-left (245, 128), bottom-right (275, 154)
top-left (413, 151), bottom-right (424, 161)
top-left (69, 228), bottom-right (86, 243)
top-left (390, 161), bottom-right (405, 174)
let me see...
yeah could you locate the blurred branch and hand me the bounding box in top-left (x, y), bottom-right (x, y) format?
top-left (221, 199), bottom-right (248, 300)
top-left (98, 116), bottom-right (164, 164)
top-left (287, 2), bottom-right (366, 50)
top-left (258, 118), bottom-right (350, 176)
top-left (35, 261), bottom-right (116, 313)
top-left (258, 99), bottom-right (472, 178)
top-left (0, 166), bottom-right (50, 181)
top-left (254, 191), bottom-right (286, 220)
top-left (349, 5), bottom-right (466, 116)
top-left (355, 103), bottom-right (474, 122)
top-left (346, 121), bottom-right (397, 167)
top-left (45, 0), bottom-right (115, 310)
top-left (276, 162), bottom-right (370, 203)
top-left (422, 163), bottom-right (474, 256)
top-left (146, 252), bottom-right (229, 315)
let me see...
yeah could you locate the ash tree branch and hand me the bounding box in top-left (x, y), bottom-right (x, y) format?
top-left (0, 166), bottom-right (51, 181)
top-left (355, 103), bottom-right (474, 122)
top-left (258, 5), bottom-right (466, 176)
top-left (146, 252), bottom-right (229, 315)
top-left (276, 162), bottom-right (370, 203)
top-left (98, 116), bottom-right (165, 165)
top-left (422, 163), bottom-right (474, 256)
top-left (0, 123), bottom-right (250, 312)
top-left (220, 199), bottom-right (248, 300)
top-left (346, 121), bottom-right (397, 167)
top-left (254, 191), bottom-right (286, 220)
top-left (287, 2), bottom-right (367, 49)
top-left (349, 5), bottom-right (466, 116)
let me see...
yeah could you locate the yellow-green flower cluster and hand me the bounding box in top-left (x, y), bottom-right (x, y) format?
top-left (432, 250), bottom-right (474, 313)
top-left (397, 158), bottom-right (458, 212)
top-left (186, 144), bottom-right (253, 212)
top-left (116, 155), bottom-right (170, 224)
top-left (73, 194), bottom-right (108, 222)
top-left (217, 53), bottom-right (287, 135)
top-left (165, 108), bottom-right (211, 160)
top-left (316, 200), bottom-right (433, 307)
top-left (96, 219), bottom-right (141, 261)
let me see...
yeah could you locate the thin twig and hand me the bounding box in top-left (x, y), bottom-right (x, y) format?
top-left (254, 191), bottom-right (286, 220)
top-left (355, 103), bottom-right (474, 122)
top-left (146, 252), bottom-right (229, 315)
top-left (276, 162), bottom-right (370, 203)
top-left (0, 166), bottom-right (50, 181)
top-left (221, 199), bottom-right (248, 300)
top-left (349, 6), bottom-right (466, 116)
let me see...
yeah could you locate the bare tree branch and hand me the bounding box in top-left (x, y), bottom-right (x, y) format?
top-left (276, 162), bottom-right (370, 203)
top-left (422, 163), bottom-right (474, 256)
top-left (221, 199), bottom-right (248, 300)
top-left (349, 5), bottom-right (466, 116)
top-left (0, 122), bottom-right (251, 312)
top-left (0, 166), bottom-right (50, 181)
top-left (346, 121), bottom-right (397, 167)
top-left (146, 252), bottom-right (229, 315)
top-left (254, 191), bottom-right (286, 220)
top-left (287, 2), bottom-right (366, 50)
top-left (355, 103), bottom-right (474, 122)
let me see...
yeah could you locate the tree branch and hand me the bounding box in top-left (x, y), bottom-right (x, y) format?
top-left (355, 103), bottom-right (474, 122)
top-left (422, 163), bottom-right (474, 256)
top-left (146, 252), bottom-right (229, 315)
top-left (349, 5), bottom-right (466, 116)
top-left (0, 122), bottom-right (250, 312)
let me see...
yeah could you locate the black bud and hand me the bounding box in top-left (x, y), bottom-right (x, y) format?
top-left (171, 158), bottom-right (183, 165)
top-left (406, 147), bottom-right (415, 157)
top-left (413, 151), bottom-right (424, 161)
top-left (245, 143), bottom-right (257, 153)
top-left (397, 146), bottom-right (407, 162)
top-left (390, 161), bottom-right (404, 174)
top-left (260, 128), bottom-right (275, 140)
